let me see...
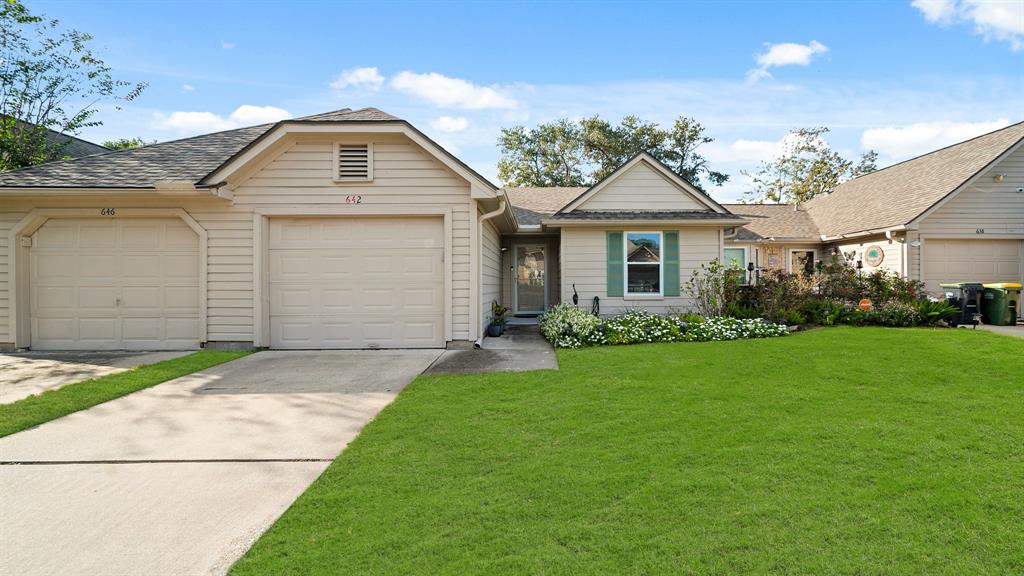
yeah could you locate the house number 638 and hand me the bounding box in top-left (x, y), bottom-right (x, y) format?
top-left (100, 208), bottom-right (116, 216)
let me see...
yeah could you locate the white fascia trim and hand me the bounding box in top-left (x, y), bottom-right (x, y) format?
top-left (203, 123), bottom-right (498, 199)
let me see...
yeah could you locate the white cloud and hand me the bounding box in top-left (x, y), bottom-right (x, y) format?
top-left (911, 0), bottom-right (957, 22)
top-left (391, 71), bottom-right (518, 109)
top-left (747, 40), bottom-right (828, 82)
top-left (221, 40), bottom-right (236, 50)
top-left (152, 105), bottom-right (292, 134)
top-left (181, 83), bottom-right (195, 92)
top-left (330, 67), bottom-right (385, 91)
top-left (861, 118), bottom-right (1011, 158)
top-left (912, 0), bottom-right (1024, 50)
top-left (430, 116), bottom-right (469, 132)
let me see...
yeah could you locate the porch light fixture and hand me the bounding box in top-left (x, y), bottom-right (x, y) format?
top-left (993, 173), bottom-right (1005, 183)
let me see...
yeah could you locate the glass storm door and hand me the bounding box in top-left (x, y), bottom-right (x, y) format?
top-left (514, 245), bottom-right (546, 314)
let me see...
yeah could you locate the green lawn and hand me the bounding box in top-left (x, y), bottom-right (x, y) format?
top-left (0, 350), bottom-right (250, 437)
top-left (232, 328), bottom-right (1024, 575)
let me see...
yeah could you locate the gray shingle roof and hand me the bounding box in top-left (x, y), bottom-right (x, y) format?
top-left (547, 210), bottom-right (745, 222)
top-left (503, 187), bottom-right (587, 225)
top-left (805, 121), bottom-right (1024, 237)
top-left (722, 203), bottom-right (820, 241)
top-left (0, 107), bottom-right (401, 189)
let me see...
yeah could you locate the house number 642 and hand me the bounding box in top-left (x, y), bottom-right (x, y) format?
top-left (345, 195), bottom-right (362, 204)
top-left (100, 208), bottom-right (116, 216)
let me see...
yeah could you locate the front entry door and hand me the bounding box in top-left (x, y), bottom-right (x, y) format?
top-left (514, 245), bottom-right (546, 314)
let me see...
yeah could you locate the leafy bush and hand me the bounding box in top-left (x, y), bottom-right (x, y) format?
top-left (684, 259), bottom-right (742, 318)
top-left (539, 304), bottom-right (603, 348)
top-left (799, 299), bottom-right (846, 326)
top-left (749, 269), bottom-right (812, 323)
top-left (877, 301), bottom-right (921, 327)
top-left (913, 299), bottom-right (959, 326)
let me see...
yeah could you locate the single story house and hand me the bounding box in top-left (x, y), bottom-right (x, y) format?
top-left (0, 109), bottom-right (1021, 351)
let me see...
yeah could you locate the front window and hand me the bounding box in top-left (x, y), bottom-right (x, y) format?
top-left (723, 247), bottom-right (748, 285)
top-left (626, 232), bottom-right (661, 295)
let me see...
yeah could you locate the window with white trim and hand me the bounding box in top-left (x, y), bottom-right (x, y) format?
top-left (626, 232), bottom-right (662, 295)
top-left (333, 143), bottom-right (373, 182)
top-left (723, 247), bottom-right (748, 285)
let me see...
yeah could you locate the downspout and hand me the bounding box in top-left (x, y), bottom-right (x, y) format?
top-left (475, 192), bottom-right (508, 349)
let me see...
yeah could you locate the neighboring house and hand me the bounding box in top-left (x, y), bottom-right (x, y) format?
top-left (0, 109), bottom-right (1020, 351)
top-left (725, 122), bottom-right (1024, 297)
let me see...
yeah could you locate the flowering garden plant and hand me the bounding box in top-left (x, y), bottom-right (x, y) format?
top-left (539, 304), bottom-right (788, 349)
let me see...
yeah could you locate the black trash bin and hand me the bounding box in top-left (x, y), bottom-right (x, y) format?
top-left (940, 282), bottom-right (984, 327)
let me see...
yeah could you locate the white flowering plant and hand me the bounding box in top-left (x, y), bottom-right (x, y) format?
top-left (539, 305), bottom-right (788, 349)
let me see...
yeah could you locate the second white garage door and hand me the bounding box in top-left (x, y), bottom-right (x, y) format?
top-left (923, 239), bottom-right (1022, 295)
top-left (268, 217), bottom-right (445, 349)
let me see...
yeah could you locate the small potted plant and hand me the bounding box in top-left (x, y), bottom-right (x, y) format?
top-left (488, 300), bottom-right (509, 337)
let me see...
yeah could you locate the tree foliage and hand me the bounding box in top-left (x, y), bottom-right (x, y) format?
top-left (101, 137), bottom-right (153, 151)
top-left (741, 127), bottom-right (878, 204)
top-left (498, 115), bottom-right (728, 190)
top-left (0, 0), bottom-right (146, 170)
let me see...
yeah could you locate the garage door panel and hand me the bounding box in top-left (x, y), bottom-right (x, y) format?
top-left (269, 217), bottom-right (445, 349)
top-left (924, 239), bottom-right (1022, 297)
top-left (30, 219), bottom-right (201, 351)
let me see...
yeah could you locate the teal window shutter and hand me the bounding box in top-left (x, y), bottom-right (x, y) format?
top-left (663, 231), bottom-right (680, 297)
top-left (606, 231), bottom-right (624, 297)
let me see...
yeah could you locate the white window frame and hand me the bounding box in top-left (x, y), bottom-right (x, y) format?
top-left (786, 247), bottom-right (818, 275)
top-left (723, 246), bottom-right (749, 285)
top-left (332, 142), bottom-right (374, 183)
top-left (624, 231), bottom-right (664, 297)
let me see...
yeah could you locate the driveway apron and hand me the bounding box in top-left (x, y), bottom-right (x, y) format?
top-left (0, 349), bottom-right (440, 576)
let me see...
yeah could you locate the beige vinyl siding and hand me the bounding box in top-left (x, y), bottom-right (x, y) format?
top-left (480, 217), bottom-right (501, 330)
top-left (578, 162), bottom-right (706, 211)
top-left (0, 212), bottom-right (28, 345)
top-left (1, 133), bottom-right (480, 347)
top-left (830, 235), bottom-right (905, 276)
top-left (918, 144), bottom-right (1024, 236)
top-left (560, 226), bottom-right (719, 315)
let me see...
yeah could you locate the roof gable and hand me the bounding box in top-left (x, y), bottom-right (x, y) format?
top-left (559, 153), bottom-right (728, 214)
top-left (805, 121), bottom-right (1024, 238)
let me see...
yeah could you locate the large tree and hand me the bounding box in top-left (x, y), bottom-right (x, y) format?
top-left (101, 137), bottom-right (154, 151)
top-left (497, 115), bottom-right (728, 190)
top-left (741, 127), bottom-right (878, 204)
top-left (0, 0), bottom-right (146, 170)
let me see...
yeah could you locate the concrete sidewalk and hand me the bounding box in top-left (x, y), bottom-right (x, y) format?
top-left (0, 349), bottom-right (440, 576)
top-left (424, 325), bottom-right (557, 374)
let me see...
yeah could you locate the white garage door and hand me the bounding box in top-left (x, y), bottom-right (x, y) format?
top-left (923, 239), bottom-right (1022, 295)
top-left (269, 217), bottom-right (445, 349)
top-left (31, 219), bottom-right (201, 350)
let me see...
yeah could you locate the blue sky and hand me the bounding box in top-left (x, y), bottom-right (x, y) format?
top-left (33, 0), bottom-right (1024, 201)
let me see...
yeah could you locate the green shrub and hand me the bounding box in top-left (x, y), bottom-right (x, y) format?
top-left (539, 304), bottom-right (603, 348)
top-left (877, 301), bottom-right (921, 327)
top-left (913, 300), bottom-right (959, 326)
top-left (800, 299), bottom-right (846, 326)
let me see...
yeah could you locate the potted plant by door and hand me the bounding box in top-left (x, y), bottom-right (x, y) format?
top-left (488, 301), bottom-right (509, 337)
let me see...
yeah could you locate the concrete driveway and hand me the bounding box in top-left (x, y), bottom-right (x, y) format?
top-left (0, 351), bottom-right (191, 404)
top-left (0, 349), bottom-right (441, 576)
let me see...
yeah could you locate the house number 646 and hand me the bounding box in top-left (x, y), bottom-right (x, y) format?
top-left (100, 208), bottom-right (116, 216)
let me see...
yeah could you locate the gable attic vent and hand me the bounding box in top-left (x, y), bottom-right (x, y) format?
top-left (333, 142), bottom-right (373, 182)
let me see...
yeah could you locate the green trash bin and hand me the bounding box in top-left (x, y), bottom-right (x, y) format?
top-left (981, 283), bottom-right (1022, 326)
